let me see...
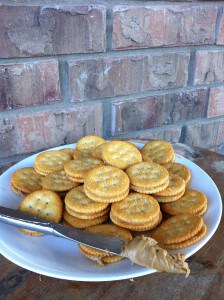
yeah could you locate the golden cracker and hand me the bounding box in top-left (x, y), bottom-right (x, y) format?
top-left (100, 255), bottom-right (123, 264)
top-left (73, 149), bottom-right (93, 160)
top-left (11, 168), bottom-right (43, 194)
top-left (65, 185), bottom-right (109, 213)
top-left (78, 246), bottom-right (123, 264)
top-left (84, 165), bottom-right (130, 198)
top-left (196, 203), bottom-right (207, 216)
top-left (130, 179), bottom-right (169, 194)
top-left (151, 214), bottom-right (203, 244)
top-left (141, 140), bottom-right (174, 164)
top-left (34, 165), bottom-right (49, 176)
top-left (76, 135), bottom-right (106, 151)
top-left (10, 180), bottom-right (27, 196)
top-left (111, 193), bottom-right (160, 224)
top-left (18, 190), bottom-right (63, 223)
top-left (84, 186), bottom-right (129, 203)
top-left (42, 170), bottom-right (80, 191)
top-left (18, 190), bottom-right (63, 236)
top-left (78, 224), bottom-right (132, 257)
top-left (154, 174), bottom-right (185, 197)
top-left (19, 228), bottom-right (44, 237)
top-left (161, 189), bottom-right (207, 215)
top-left (159, 224), bottom-right (207, 250)
top-left (168, 152), bottom-right (175, 163)
top-left (60, 148), bottom-right (75, 158)
top-left (65, 205), bottom-right (110, 219)
top-left (66, 175), bottom-right (85, 183)
top-left (154, 189), bottom-right (185, 203)
top-left (141, 154), bottom-right (153, 163)
top-left (92, 143), bottom-right (106, 160)
top-left (34, 150), bottom-right (71, 174)
top-left (64, 157), bottom-right (104, 182)
top-left (163, 162), bottom-right (191, 186)
top-left (126, 162), bottom-right (169, 189)
top-left (110, 210), bottom-right (162, 231)
top-left (102, 140), bottom-right (142, 170)
top-left (63, 210), bottom-right (108, 229)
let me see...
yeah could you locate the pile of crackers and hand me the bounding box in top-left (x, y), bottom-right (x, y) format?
top-left (11, 136), bottom-right (208, 264)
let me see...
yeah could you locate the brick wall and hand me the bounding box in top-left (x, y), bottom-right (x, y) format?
top-left (0, 0), bottom-right (224, 173)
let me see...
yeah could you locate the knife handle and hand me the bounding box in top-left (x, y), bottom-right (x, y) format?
top-left (0, 206), bottom-right (56, 235)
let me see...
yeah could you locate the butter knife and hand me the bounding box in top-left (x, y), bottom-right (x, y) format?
top-left (0, 206), bottom-right (125, 256)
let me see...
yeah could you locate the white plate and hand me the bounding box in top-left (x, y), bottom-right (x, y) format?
top-left (0, 143), bottom-right (222, 281)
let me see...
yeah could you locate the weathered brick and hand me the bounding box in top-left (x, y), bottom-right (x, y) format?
top-left (111, 89), bottom-right (207, 135)
top-left (68, 52), bottom-right (190, 101)
top-left (0, 104), bottom-right (103, 158)
top-left (194, 50), bottom-right (224, 85)
top-left (217, 9), bottom-right (224, 45)
top-left (128, 126), bottom-right (182, 143)
top-left (0, 60), bottom-right (60, 110)
top-left (113, 5), bottom-right (217, 50)
top-left (184, 119), bottom-right (224, 148)
top-left (208, 87), bottom-right (224, 118)
top-left (0, 5), bottom-right (106, 58)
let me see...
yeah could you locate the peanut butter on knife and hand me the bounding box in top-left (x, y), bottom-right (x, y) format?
top-left (121, 236), bottom-right (190, 277)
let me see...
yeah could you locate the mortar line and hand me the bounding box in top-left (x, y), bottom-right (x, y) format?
top-left (187, 49), bottom-right (196, 86)
top-left (205, 87), bottom-right (211, 118)
top-left (1, 115), bottom-right (224, 165)
top-left (215, 4), bottom-right (223, 43)
top-left (111, 115), bottom-right (224, 139)
top-left (106, 4), bottom-right (113, 52)
top-left (179, 124), bottom-right (186, 144)
top-left (102, 99), bottom-right (112, 139)
top-left (1, 81), bottom-right (224, 118)
top-left (1, 44), bottom-right (224, 64)
top-left (1, 1), bottom-right (224, 7)
top-left (58, 59), bottom-right (71, 103)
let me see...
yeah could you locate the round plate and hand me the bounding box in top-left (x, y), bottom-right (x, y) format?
top-left (0, 142), bottom-right (222, 281)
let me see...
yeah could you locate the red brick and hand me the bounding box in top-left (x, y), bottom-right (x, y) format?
top-left (113, 5), bottom-right (217, 50)
top-left (217, 9), bottom-right (224, 45)
top-left (68, 52), bottom-right (190, 101)
top-left (208, 87), bottom-right (224, 118)
top-left (128, 126), bottom-right (182, 143)
top-left (184, 119), bottom-right (224, 148)
top-left (0, 60), bottom-right (60, 110)
top-left (0, 5), bottom-right (106, 58)
top-left (0, 104), bottom-right (103, 158)
top-left (194, 50), bottom-right (224, 85)
top-left (111, 89), bottom-right (207, 135)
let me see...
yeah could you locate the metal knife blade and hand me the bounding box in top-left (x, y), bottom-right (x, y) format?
top-left (0, 206), bottom-right (125, 256)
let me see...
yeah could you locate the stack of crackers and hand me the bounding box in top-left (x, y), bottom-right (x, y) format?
top-left (78, 224), bottom-right (132, 265)
top-left (63, 185), bottom-right (110, 229)
top-left (11, 135), bottom-right (208, 265)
